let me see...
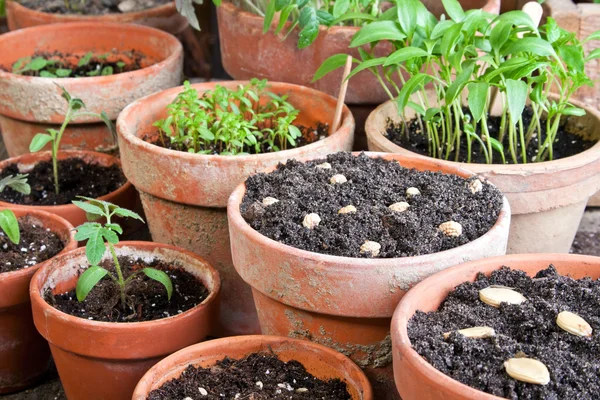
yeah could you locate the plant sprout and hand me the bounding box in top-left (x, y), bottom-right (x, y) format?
top-left (0, 209), bottom-right (20, 245)
top-left (0, 174), bottom-right (31, 196)
top-left (12, 52), bottom-right (120, 78)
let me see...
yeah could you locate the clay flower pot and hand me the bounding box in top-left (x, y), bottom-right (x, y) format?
top-left (0, 209), bottom-right (76, 394)
top-left (0, 150), bottom-right (137, 227)
top-left (391, 253), bottom-right (600, 400)
top-left (117, 81), bottom-right (355, 337)
top-left (226, 152), bottom-right (511, 400)
top-left (0, 22), bottom-right (183, 157)
top-left (132, 335), bottom-right (374, 399)
top-left (30, 241), bottom-right (221, 400)
top-left (365, 96), bottom-right (600, 254)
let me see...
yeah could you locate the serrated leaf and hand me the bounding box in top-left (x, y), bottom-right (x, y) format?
top-left (29, 133), bottom-right (53, 153)
top-left (113, 207), bottom-right (144, 222)
top-left (143, 268), bottom-right (173, 300)
top-left (72, 200), bottom-right (104, 217)
top-left (101, 228), bottom-right (119, 244)
top-left (74, 222), bottom-right (102, 241)
top-left (76, 266), bottom-right (109, 302)
top-left (0, 209), bottom-right (20, 245)
top-left (85, 228), bottom-right (106, 266)
top-left (0, 174), bottom-right (31, 195)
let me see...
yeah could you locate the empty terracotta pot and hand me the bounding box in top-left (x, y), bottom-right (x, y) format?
top-left (132, 335), bottom-right (373, 400)
top-left (227, 152), bottom-right (511, 400)
top-left (30, 241), bottom-right (221, 400)
top-left (391, 253), bottom-right (600, 400)
top-left (117, 81), bottom-right (355, 337)
top-left (0, 208), bottom-right (76, 394)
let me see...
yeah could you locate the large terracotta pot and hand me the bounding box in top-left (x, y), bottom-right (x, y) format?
top-left (227, 152), bottom-right (511, 400)
top-left (0, 209), bottom-right (76, 394)
top-left (117, 81), bottom-right (355, 337)
top-left (132, 335), bottom-right (374, 399)
top-left (365, 97), bottom-right (600, 254)
top-left (0, 22), bottom-right (183, 157)
top-left (391, 253), bottom-right (600, 400)
top-left (0, 150), bottom-right (137, 227)
top-left (30, 241), bottom-right (221, 400)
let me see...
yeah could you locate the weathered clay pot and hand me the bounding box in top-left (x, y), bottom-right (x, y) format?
top-left (365, 96), bottom-right (600, 254)
top-left (117, 81), bottom-right (355, 337)
top-left (132, 335), bottom-right (374, 399)
top-left (391, 253), bottom-right (600, 400)
top-left (0, 150), bottom-right (137, 227)
top-left (30, 241), bottom-right (221, 400)
top-left (227, 152), bottom-right (511, 400)
top-left (0, 22), bottom-right (183, 157)
top-left (0, 209), bottom-right (76, 394)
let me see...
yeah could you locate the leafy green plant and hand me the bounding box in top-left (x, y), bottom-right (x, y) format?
top-left (0, 209), bottom-right (20, 245)
top-left (316, 0), bottom-right (600, 164)
top-left (29, 86), bottom-right (116, 194)
top-left (12, 52), bottom-right (121, 78)
top-left (153, 79), bottom-right (302, 155)
top-left (0, 174), bottom-right (31, 195)
top-left (72, 198), bottom-right (173, 308)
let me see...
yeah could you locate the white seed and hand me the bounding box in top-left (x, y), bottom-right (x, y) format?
top-left (439, 221), bottom-right (463, 237)
top-left (504, 358), bottom-right (550, 385)
top-left (406, 187), bottom-right (421, 197)
top-left (468, 179), bottom-right (483, 194)
top-left (316, 162), bottom-right (332, 169)
top-left (296, 388), bottom-right (309, 393)
top-left (479, 287), bottom-right (526, 308)
top-left (443, 326), bottom-right (496, 340)
top-left (183, 397), bottom-right (194, 400)
top-left (360, 240), bottom-right (381, 257)
top-left (199, 387), bottom-right (208, 396)
top-left (330, 174), bottom-right (347, 184)
top-left (338, 205), bottom-right (357, 214)
top-left (389, 202), bottom-right (410, 212)
top-left (556, 311), bottom-right (593, 337)
top-left (302, 213), bottom-right (321, 229)
top-left (256, 381), bottom-right (264, 389)
top-left (262, 197), bottom-right (279, 206)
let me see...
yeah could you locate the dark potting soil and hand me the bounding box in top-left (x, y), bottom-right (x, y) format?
top-left (408, 265), bottom-right (600, 399)
top-left (0, 216), bottom-right (64, 274)
top-left (147, 352), bottom-right (351, 400)
top-left (386, 106), bottom-right (597, 164)
top-left (0, 158), bottom-right (126, 206)
top-left (241, 152), bottom-right (504, 258)
top-left (45, 256), bottom-right (209, 323)
top-left (18, 0), bottom-right (171, 15)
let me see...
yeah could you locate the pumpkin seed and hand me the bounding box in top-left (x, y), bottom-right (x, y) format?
top-left (479, 287), bottom-right (526, 307)
top-left (316, 162), bottom-right (332, 169)
top-left (338, 205), bottom-right (357, 214)
top-left (360, 240), bottom-right (381, 257)
top-left (389, 202), bottom-right (410, 212)
top-left (406, 187), bottom-right (421, 197)
top-left (330, 174), bottom-right (347, 184)
top-left (504, 358), bottom-right (550, 385)
top-left (556, 311), bottom-right (593, 337)
top-left (262, 197), bottom-right (279, 206)
top-left (302, 213), bottom-right (321, 229)
top-left (443, 326), bottom-right (496, 340)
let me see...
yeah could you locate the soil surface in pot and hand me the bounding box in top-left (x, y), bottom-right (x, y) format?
top-left (18, 0), bottom-right (171, 14)
top-left (0, 215), bottom-right (64, 273)
top-left (408, 265), bottom-right (600, 399)
top-left (386, 107), bottom-right (597, 164)
top-left (147, 352), bottom-right (351, 400)
top-left (0, 158), bottom-right (126, 206)
top-left (241, 152), bottom-right (503, 258)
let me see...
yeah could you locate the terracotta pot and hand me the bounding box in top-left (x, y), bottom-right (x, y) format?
top-left (391, 253), bottom-right (600, 400)
top-left (0, 150), bottom-right (137, 227)
top-left (117, 81), bottom-right (355, 337)
top-left (217, 0), bottom-right (500, 106)
top-left (132, 335), bottom-right (373, 400)
top-left (365, 96), bottom-right (600, 254)
top-left (0, 21), bottom-right (183, 157)
top-left (30, 241), bottom-right (221, 400)
top-left (226, 152), bottom-right (511, 400)
top-left (0, 209), bottom-right (76, 394)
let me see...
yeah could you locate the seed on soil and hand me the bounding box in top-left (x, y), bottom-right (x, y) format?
top-left (556, 311), bottom-right (593, 337)
top-left (316, 162), bottom-right (332, 169)
top-left (439, 221), bottom-right (463, 237)
top-left (199, 387), bottom-right (208, 395)
top-left (303, 213), bottom-right (321, 229)
top-left (468, 179), bottom-right (483, 194)
top-left (296, 388), bottom-right (309, 393)
top-left (406, 187), bottom-right (421, 197)
top-left (479, 287), bottom-right (527, 307)
top-left (338, 205), bottom-right (357, 214)
top-left (389, 202), bottom-right (410, 212)
top-left (360, 240), bottom-right (381, 257)
top-left (262, 197), bottom-right (279, 206)
top-left (330, 174), bottom-right (347, 184)
top-left (504, 358), bottom-right (550, 385)
top-left (443, 326), bottom-right (496, 340)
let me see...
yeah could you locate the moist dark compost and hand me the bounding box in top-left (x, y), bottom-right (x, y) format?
top-left (18, 0), bottom-right (171, 15)
top-left (0, 158), bottom-right (126, 206)
top-left (0, 216), bottom-right (64, 274)
top-left (46, 256), bottom-right (209, 322)
top-left (147, 352), bottom-right (351, 400)
top-left (408, 265), bottom-right (600, 399)
top-left (241, 152), bottom-right (503, 258)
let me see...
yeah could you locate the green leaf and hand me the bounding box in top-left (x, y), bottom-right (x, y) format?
top-left (562, 106), bottom-right (586, 117)
top-left (346, 57), bottom-right (386, 81)
top-left (85, 228), bottom-right (107, 266)
top-left (76, 266), bottom-right (109, 302)
top-left (397, 0), bottom-right (417, 38)
top-left (142, 268), bottom-right (173, 300)
top-left (100, 111), bottom-right (117, 144)
top-left (298, 7), bottom-right (319, 49)
top-left (349, 21), bottom-right (406, 48)
top-left (332, 0), bottom-right (349, 18)
top-left (431, 19), bottom-right (455, 40)
top-left (0, 209), bottom-right (20, 245)
top-left (72, 200), bottom-right (105, 217)
top-left (494, 11), bottom-right (536, 30)
top-left (442, 0), bottom-right (465, 22)
top-left (440, 22), bottom-right (463, 58)
top-left (55, 69), bottom-right (72, 77)
top-left (490, 20), bottom-right (512, 50)
top-left (396, 73), bottom-right (431, 111)
top-left (312, 54), bottom-right (351, 82)
top-left (101, 66), bottom-right (113, 76)
top-left (275, 4), bottom-right (295, 34)
top-left (445, 63), bottom-right (474, 104)
top-left (78, 52), bottom-right (93, 67)
top-left (384, 47), bottom-right (429, 66)
top-left (28, 57), bottom-right (49, 71)
top-left (101, 228), bottom-right (119, 244)
top-left (503, 37), bottom-right (557, 58)
top-left (558, 45), bottom-right (584, 73)
top-left (40, 71), bottom-right (57, 78)
top-left (113, 208), bottom-right (144, 222)
top-left (505, 79), bottom-right (528, 124)
top-left (0, 174), bottom-right (31, 195)
top-left (105, 223), bottom-right (123, 235)
top-left (583, 29), bottom-right (600, 43)
top-left (467, 82), bottom-right (489, 123)
top-left (586, 48), bottom-right (600, 62)
top-left (331, 12), bottom-right (376, 25)
top-left (29, 133), bottom-right (53, 152)
top-left (263, 0), bottom-right (276, 33)
top-left (74, 222), bottom-right (102, 241)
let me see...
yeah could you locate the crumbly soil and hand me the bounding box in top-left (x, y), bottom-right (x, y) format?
top-left (0, 216), bottom-right (64, 274)
top-left (386, 107), bottom-right (597, 164)
top-left (408, 265), bottom-right (600, 399)
top-left (45, 256), bottom-right (209, 323)
top-left (241, 152), bottom-right (504, 258)
top-left (0, 158), bottom-right (126, 206)
top-left (147, 353), bottom-right (351, 400)
top-left (18, 0), bottom-right (171, 14)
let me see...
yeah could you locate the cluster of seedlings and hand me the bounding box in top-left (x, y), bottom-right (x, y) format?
top-left (10, 52), bottom-right (135, 78)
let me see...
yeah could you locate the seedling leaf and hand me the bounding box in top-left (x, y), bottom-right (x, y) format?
top-left (29, 133), bottom-right (53, 152)
top-left (76, 266), bottom-right (109, 302)
top-left (142, 268), bottom-right (173, 300)
top-left (0, 174), bottom-right (31, 195)
top-left (0, 209), bottom-right (20, 245)
top-left (113, 208), bottom-right (144, 222)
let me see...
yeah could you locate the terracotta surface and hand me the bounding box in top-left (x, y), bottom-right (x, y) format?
top-left (391, 253), bottom-right (600, 400)
top-left (29, 241), bottom-right (221, 400)
top-left (217, 0), bottom-right (500, 105)
top-left (227, 152), bottom-right (511, 400)
top-left (132, 335), bottom-right (373, 400)
top-left (117, 81), bottom-right (355, 336)
top-left (365, 96), bottom-right (600, 254)
top-left (0, 150), bottom-right (137, 227)
top-left (0, 209), bottom-right (76, 394)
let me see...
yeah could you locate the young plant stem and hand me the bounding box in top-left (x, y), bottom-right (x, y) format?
top-left (109, 242), bottom-right (127, 311)
top-left (52, 107), bottom-right (74, 194)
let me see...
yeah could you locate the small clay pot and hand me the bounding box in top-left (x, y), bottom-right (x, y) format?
top-left (132, 335), bottom-right (374, 400)
top-left (30, 241), bottom-right (221, 400)
top-left (0, 208), bottom-right (76, 394)
top-left (391, 253), bottom-right (600, 400)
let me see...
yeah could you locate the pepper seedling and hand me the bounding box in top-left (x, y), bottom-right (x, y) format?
top-left (0, 209), bottom-right (20, 245)
top-left (0, 174), bottom-right (31, 195)
top-left (72, 197), bottom-right (173, 309)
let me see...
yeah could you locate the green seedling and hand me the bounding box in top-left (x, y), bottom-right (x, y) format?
top-left (72, 198), bottom-right (173, 309)
top-left (0, 174), bottom-right (31, 195)
top-left (0, 209), bottom-right (20, 245)
top-left (12, 52), bottom-right (120, 78)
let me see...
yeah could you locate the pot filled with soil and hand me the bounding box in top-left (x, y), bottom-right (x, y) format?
top-left (227, 151), bottom-right (511, 399)
top-left (133, 335), bottom-right (373, 399)
top-left (0, 208), bottom-right (76, 394)
top-left (0, 21), bottom-right (183, 157)
top-left (392, 253), bottom-right (600, 399)
top-left (117, 80), bottom-right (355, 336)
